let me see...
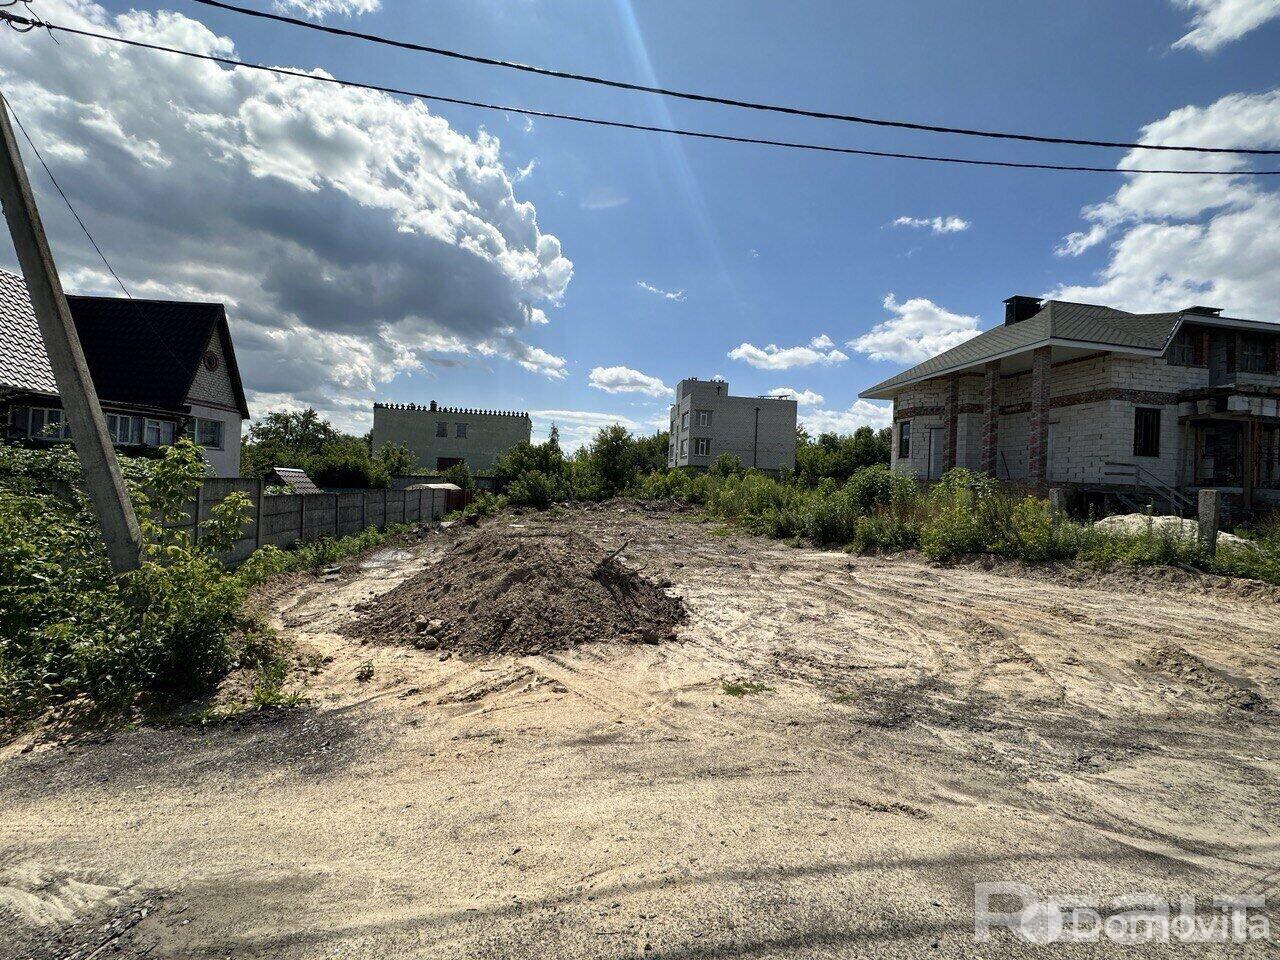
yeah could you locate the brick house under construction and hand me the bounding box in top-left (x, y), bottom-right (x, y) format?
top-left (859, 296), bottom-right (1280, 514)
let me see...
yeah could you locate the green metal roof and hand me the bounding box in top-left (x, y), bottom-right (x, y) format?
top-left (859, 300), bottom-right (1185, 399)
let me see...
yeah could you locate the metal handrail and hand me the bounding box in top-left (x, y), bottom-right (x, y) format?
top-left (1102, 460), bottom-right (1195, 516)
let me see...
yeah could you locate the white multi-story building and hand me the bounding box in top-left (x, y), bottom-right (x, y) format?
top-left (860, 296), bottom-right (1280, 514)
top-left (667, 378), bottom-right (797, 474)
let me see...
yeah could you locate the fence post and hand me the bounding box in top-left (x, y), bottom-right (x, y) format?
top-left (299, 493), bottom-right (306, 545)
top-left (361, 490), bottom-right (367, 531)
top-left (334, 493), bottom-right (340, 538)
top-left (419, 488), bottom-right (424, 521)
top-left (382, 488), bottom-right (388, 532)
top-left (255, 478), bottom-right (265, 549)
top-left (1198, 489), bottom-right (1219, 557)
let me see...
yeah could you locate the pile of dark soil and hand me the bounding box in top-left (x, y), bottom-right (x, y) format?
top-left (350, 528), bottom-right (685, 657)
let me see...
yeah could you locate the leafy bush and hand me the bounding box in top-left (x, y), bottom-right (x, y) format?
top-left (0, 441), bottom-right (251, 725)
top-left (795, 427), bottom-right (891, 486)
top-left (441, 462), bottom-right (475, 492)
top-left (375, 442), bottom-right (418, 478)
top-left (710, 454), bottom-right (745, 479)
top-left (311, 440), bottom-right (389, 489)
top-left (506, 470), bottom-right (559, 509)
top-left (236, 523), bottom-right (411, 586)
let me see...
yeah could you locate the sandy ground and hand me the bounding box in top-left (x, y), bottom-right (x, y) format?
top-left (3, 503), bottom-right (1280, 958)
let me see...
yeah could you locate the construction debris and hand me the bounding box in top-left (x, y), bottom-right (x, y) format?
top-left (350, 528), bottom-right (685, 656)
top-left (1094, 513), bottom-right (1254, 548)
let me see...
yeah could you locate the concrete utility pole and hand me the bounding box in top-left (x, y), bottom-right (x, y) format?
top-left (0, 92), bottom-right (143, 573)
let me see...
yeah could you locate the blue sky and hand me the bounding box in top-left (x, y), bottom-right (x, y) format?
top-left (2, 0), bottom-right (1279, 447)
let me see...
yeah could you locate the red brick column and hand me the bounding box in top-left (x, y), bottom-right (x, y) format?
top-left (1028, 346), bottom-right (1052, 490)
top-left (944, 376), bottom-right (959, 472)
top-left (981, 361), bottom-right (1000, 477)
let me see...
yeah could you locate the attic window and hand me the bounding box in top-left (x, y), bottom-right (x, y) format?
top-left (203, 351), bottom-right (220, 372)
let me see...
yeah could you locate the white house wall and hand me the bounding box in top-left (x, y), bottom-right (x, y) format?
top-left (891, 353), bottom-right (1203, 487)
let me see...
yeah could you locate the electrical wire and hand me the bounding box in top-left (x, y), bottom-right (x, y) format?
top-left (188, 0), bottom-right (1280, 157)
top-left (3, 93), bottom-right (130, 297)
top-left (2, 11), bottom-right (1275, 177)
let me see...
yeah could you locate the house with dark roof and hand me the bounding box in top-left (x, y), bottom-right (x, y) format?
top-left (0, 269), bottom-right (250, 477)
top-left (860, 296), bottom-right (1280, 513)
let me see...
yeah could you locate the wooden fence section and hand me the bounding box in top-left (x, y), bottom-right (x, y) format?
top-left (177, 479), bottom-right (461, 566)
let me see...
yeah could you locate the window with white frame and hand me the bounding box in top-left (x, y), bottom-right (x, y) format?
top-left (193, 417), bottom-right (224, 450)
top-left (680, 411), bottom-right (689, 430)
top-left (107, 413), bottom-right (141, 445)
top-left (693, 437), bottom-right (711, 456)
top-left (20, 406), bottom-right (70, 440)
top-left (679, 438), bottom-right (688, 457)
top-left (696, 409), bottom-right (712, 427)
top-left (144, 418), bottom-right (175, 447)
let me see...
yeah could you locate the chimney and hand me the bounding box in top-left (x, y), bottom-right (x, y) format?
top-left (1185, 305), bottom-right (1223, 316)
top-left (1003, 295), bottom-right (1042, 325)
top-left (429, 400), bottom-right (438, 412)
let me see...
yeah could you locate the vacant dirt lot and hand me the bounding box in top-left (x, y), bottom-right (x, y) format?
top-left (3, 504), bottom-right (1279, 958)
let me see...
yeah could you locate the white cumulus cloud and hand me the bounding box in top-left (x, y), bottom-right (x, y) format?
top-left (274, 0), bottom-right (380, 19)
top-left (1051, 89), bottom-right (1280, 323)
top-left (728, 335), bottom-right (848, 370)
top-left (0, 0), bottom-right (571, 432)
top-left (800, 401), bottom-right (893, 435)
top-left (1171, 0), bottom-right (1280, 51)
top-left (890, 216), bottom-right (970, 234)
top-left (588, 365), bottom-right (671, 398)
top-left (636, 281), bottom-right (686, 302)
top-left (530, 409), bottom-right (640, 451)
top-left (768, 387), bottom-right (824, 405)
top-left (849, 295), bottom-right (983, 364)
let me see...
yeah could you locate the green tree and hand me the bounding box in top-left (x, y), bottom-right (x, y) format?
top-left (442, 462), bottom-right (475, 491)
top-left (375, 441), bottom-right (418, 478)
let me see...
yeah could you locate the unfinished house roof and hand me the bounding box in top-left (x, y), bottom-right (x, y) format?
top-left (267, 467), bottom-right (323, 495)
top-left (0, 269), bottom-right (250, 418)
top-left (859, 300), bottom-right (1275, 399)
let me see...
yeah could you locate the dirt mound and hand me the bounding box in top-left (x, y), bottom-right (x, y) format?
top-left (1138, 643), bottom-right (1267, 712)
top-left (350, 528), bottom-right (685, 656)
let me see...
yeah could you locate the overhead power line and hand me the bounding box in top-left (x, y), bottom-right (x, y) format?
top-left (2, 11), bottom-right (1277, 177)
top-left (188, 0), bottom-right (1280, 158)
top-left (3, 93), bottom-right (130, 297)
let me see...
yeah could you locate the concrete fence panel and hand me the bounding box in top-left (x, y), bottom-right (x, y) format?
top-left (158, 479), bottom-right (459, 567)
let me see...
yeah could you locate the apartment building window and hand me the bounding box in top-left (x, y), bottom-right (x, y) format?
top-left (679, 438), bottom-right (688, 457)
top-left (696, 409), bottom-right (712, 427)
top-left (1169, 327), bottom-right (1203, 366)
top-left (897, 420), bottom-right (911, 459)
top-left (1241, 335), bottom-right (1270, 374)
top-left (693, 437), bottom-right (711, 456)
top-left (144, 418), bottom-right (175, 447)
top-left (456, 423), bottom-right (467, 439)
top-left (107, 413), bottom-right (140, 445)
top-left (436, 421), bottom-right (448, 437)
top-left (1133, 407), bottom-right (1161, 458)
top-left (192, 417), bottom-right (224, 450)
top-left (680, 411), bottom-right (689, 430)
